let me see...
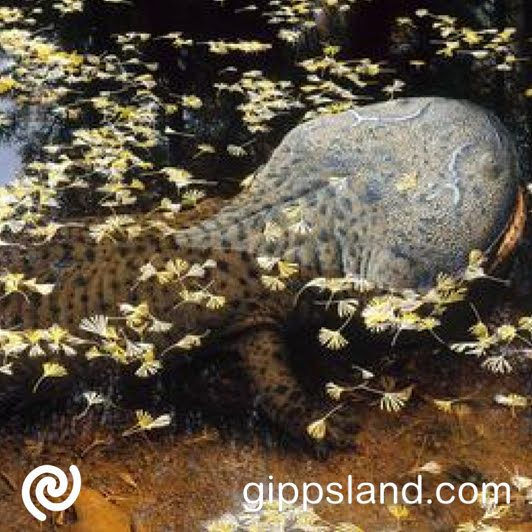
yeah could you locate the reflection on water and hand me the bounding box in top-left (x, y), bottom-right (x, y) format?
top-left (0, 121), bottom-right (22, 184)
top-left (0, 55), bottom-right (57, 185)
top-left (0, 57), bottom-right (21, 184)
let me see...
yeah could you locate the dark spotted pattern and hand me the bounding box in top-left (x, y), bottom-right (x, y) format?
top-left (0, 98), bottom-right (523, 449)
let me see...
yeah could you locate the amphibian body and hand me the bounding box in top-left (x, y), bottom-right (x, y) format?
top-left (1, 97), bottom-right (525, 447)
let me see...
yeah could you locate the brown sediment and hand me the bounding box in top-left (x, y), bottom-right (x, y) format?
top-left (0, 350), bottom-right (531, 531)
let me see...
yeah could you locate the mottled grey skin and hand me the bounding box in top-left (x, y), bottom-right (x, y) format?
top-left (187, 97), bottom-right (520, 290)
top-left (1, 97), bottom-right (522, 448)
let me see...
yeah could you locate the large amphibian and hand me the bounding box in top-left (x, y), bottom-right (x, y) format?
top-left (1, 97), bottom-right (526, 448)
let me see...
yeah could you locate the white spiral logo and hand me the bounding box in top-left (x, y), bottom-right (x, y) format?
top-left (21, 465), bottom-right (81, 521)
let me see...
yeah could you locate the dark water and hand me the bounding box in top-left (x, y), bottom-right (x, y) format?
top-left (0, 2), bottom-right (531, 529)
top-left (1, 0), bottom-right (530, 190)
top-left (0, 0), bottom-right (530, 429)
top-left (0, 0), bottom-right (529, 441)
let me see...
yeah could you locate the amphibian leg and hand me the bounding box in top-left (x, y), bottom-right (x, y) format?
top-left (236, 326), bottom-right (359, 450)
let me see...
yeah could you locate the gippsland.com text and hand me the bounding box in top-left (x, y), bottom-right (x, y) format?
top-left (242, 475), bottom-right (511, 512)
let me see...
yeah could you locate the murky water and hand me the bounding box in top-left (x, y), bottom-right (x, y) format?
top-left (0, 1), bottom-right (531, 530)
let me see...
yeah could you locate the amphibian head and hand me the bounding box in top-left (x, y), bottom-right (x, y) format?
top-left (246, 97), bottom-right (524, 291)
